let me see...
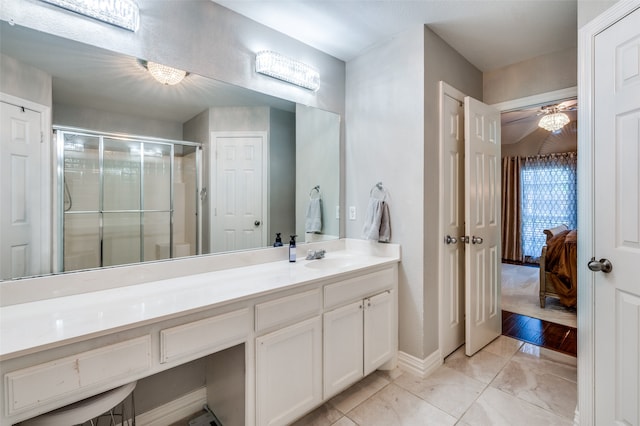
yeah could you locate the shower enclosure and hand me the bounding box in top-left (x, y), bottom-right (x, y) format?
top-left (56, 127), bottom-right (201, 273)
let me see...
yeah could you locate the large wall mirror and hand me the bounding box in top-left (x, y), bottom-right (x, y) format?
top-left (0, 22), bottom-right (341, 280)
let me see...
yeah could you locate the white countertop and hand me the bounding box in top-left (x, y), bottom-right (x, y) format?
top-left (0, 245), bottom-right (399, 361)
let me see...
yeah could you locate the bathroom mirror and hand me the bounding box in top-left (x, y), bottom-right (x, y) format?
top-left (0, 22), bottom-right (340, 280)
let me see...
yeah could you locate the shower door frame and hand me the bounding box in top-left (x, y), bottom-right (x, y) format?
top-left (55, 126), bottom-right (202, 272)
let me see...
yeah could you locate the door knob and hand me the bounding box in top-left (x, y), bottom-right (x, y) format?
top-left (588, 257), bottom-right (613, 273)
top-left (445, 235), bottom-right (458, 244)
top-left (254, 220), bottom-right (261, 227)
top-left (471, 236), bottom-right (483, 244)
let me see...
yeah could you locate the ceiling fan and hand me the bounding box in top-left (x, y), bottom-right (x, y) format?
top-left (501, 100), bottom-right (577, 129)
top-left (537, 101), bottom-right (577, 131)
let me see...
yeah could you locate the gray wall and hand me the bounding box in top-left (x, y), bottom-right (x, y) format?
top-left (0, 0), bottom-right (345, 115)
top-left (483, 47), bottom-right (577, 105)
top-left (269, 108), bottom-right (296, 241)
top-left (185, 106), bottom-right (298, 252)
top-left (0, 53), bottom-right (51, 106)
top-left (295, 105), bottom-right (340, 240)
top-left (578, 0), bottom-right (620, 27)
top-left (346, 25), bottom-right (425, 357)
top-left (423, 26), bottom-right (483, 357)
top-left (345, 24), bottom-right (482, 360)
top-left (53, 103), bottom-right (183, 139)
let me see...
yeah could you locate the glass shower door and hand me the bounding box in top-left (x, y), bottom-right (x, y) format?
top-left (62, 133), bottom-right (101, 271)
top-left (59, 128), bottom-right (199, 273)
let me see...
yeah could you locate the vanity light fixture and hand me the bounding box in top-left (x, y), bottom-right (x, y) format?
top-left (39, 0), bottom-right (140, 32)
top-left (140, 60), bottom-right (188, 85)
top-left (538, 110), bottom-right (570, 132)
top-left (255, 51), bottom-right (320, 92)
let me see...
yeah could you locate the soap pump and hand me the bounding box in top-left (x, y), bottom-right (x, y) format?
top-left (273, 233), bottom-right (283, 247)
top-left (289, 235), bottom-right (297, 262)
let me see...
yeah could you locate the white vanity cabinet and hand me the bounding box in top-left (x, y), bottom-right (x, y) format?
top-left (323, 290), bottom-right (394, 399)
top-left (1, 241), bottom-right (400, 426)
top-left (255, 316), bottom-right (323, 426)
top-left (254, 289), bottom-right (323, 426)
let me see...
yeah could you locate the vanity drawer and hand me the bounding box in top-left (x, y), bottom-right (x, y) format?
top-left (5, 335), bottom-right (151, 415)
top-left (160, 308), bottom-right (250, 364)
top-left (255, 288), bottom-right (322, 333)
top-left (324, 267), bottom-right (395, 309)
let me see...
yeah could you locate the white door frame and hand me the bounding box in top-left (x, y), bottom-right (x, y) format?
top-left (578, 1), bottom-right (640, 424)
top-left (0, 92), bottom-right (52, 276)
top-left (209, 131), bottom-right (268, 252)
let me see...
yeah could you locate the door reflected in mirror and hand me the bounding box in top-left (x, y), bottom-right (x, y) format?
top-left (0, 22), bottom-right (341, 279)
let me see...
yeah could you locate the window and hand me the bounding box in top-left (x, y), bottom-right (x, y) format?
top-left (520, 152), bottom-right (577, 263)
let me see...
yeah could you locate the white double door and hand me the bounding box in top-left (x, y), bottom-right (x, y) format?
top-left (440, 83), bottom-right (502, 357)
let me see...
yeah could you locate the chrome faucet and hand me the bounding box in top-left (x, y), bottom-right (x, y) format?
top-left (305, 249), bottom-right (326, 260)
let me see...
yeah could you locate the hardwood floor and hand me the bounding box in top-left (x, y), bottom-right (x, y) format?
top-left (502, 310), bottom-right (577, 357)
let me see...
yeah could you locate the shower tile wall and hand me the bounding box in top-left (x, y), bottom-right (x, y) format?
top-left (63, 141), bottom-right (197, 272)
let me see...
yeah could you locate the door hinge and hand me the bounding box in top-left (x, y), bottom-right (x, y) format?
top-left (41, 132), bottom-right (44, 143)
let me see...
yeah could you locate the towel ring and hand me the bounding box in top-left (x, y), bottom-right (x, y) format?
top-left (370, 182), bottom-right (388, 201)
top-left (309, 185), bottom-right (321, 199)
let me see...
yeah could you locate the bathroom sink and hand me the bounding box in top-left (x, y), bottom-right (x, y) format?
top-left (304, 256), bottom-right (360, 270)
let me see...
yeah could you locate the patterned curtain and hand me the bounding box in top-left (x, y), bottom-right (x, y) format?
top-left (501, 156), bottom-right (523, 262)
top-left (521, 152), bottom-right (577, 263)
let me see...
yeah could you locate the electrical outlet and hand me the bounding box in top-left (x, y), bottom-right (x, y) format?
top-left (349, 206), bottom-right (357, 220)
top-left (335, 205), bottom-right (340, 219)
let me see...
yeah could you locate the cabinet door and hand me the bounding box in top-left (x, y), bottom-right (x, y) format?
top-left (364, 290), bottom-right (394, 375)
top-left (256, 316), bottom-right (322, 426)
top-left (323, 300), bottom-right (364, 399)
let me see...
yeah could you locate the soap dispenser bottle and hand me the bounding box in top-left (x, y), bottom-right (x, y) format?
top-left (289, 235), bottom-right (297, 262)
top-left (273, 233), bottom-right (283, 247)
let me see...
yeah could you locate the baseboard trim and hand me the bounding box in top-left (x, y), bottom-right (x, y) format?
top-left (134, 386), bottom-right (206, 426)
top-left (397, 350), bottom-right (442, 378)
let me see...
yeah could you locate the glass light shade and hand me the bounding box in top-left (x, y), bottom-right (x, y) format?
top-left (255, 51), bottom-right (320, 91)
top-left (40, 0), bottom-right (140, 32)
top-left (146, 62), bottom-right (187, 85)
top-left (538, 112), bottom-right (570, 132)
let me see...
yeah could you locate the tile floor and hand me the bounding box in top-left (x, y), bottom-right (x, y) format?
top-left (292, 336), bottom-right (577, 425)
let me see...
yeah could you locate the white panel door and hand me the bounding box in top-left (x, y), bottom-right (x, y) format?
top-left (594, 8), bottom-right (640, 424)
top-left (211, 132), bottom-right (266, 253)
top-left (323, 300), bottom-right (364, 399)
top-left (464, 96), bottom-right (502, 356)
top-left (0, 102), bottom-right (42, 280)
top-left (440, 89), bottom-right (466, 358)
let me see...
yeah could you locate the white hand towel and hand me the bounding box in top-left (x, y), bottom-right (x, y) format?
top-left (362, 198), bottom-right (383, 240)
top-left (305, 197), bottom-right (322, 233)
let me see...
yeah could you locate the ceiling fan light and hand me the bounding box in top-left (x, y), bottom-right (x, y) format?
top-left (146, 61), bottom-right (187, 85)
top-left (538, 112), bottom-right (570, 132)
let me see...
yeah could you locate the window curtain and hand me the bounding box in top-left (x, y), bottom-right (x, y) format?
top-left (501, 156), bottom-right (523, 262)
top-left (521, 152), bottom-right (577, 263)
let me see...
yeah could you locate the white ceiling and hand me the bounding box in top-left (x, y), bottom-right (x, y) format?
top-left (212, 0), bottom-right (578, 71)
